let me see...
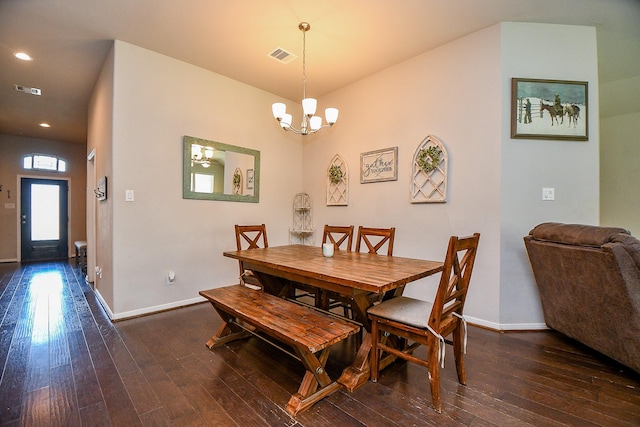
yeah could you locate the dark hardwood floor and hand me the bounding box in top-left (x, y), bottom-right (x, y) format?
top-left (1, 261), bottom-right (639, 426)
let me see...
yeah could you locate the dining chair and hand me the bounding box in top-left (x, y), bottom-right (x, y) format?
top-left (319, 225), bottom-right (355, 315)
top-left (291, 225), bottom-right (355, 307)
top-left (322, 225), bottom-right (354, 252)
top-left (355, 226), bottom-right (395, 256)
top-left (235, 224), bottom-right (268, 290)
top-left (367, 233), bottom-right (480, 413)
top-left (355, 226), bottom-right (398, 302)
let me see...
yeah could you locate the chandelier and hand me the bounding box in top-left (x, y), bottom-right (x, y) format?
top-left (271, 22), bottom-right (339, 135)
top-left (191, 144), bottom-right (214, 168)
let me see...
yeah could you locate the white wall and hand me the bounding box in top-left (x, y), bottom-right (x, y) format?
top-left (87, 43), bottom-right (115, 303)
top-left (93, 40), bottom-right (304, 318)
top-left (500, 23), bottom-right (599, 326)
top-left (304, 25), bottom-right (504, 328)
top-left (305, 22), bottom-right (599, 329)
top-left (600, 73), bottom-right (640, 236)
top-left (90, 23), bottom-right (600, 328)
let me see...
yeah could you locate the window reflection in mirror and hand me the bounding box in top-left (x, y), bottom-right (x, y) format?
top-left (183, 136), bottom-right (260, 203)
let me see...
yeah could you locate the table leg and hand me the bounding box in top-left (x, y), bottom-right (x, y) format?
top-left (337, 332), bottom-right (372, 391)
top-left (253, 271), bottom-right (291, 297)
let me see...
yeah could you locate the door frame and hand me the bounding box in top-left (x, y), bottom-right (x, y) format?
top-left (16, 174), bottom-right (72, 262)
top-left (87, 149), bottom-right (96, 283)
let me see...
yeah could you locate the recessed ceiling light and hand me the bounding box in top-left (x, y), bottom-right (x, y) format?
top-left (39, 123), bottom-right (50, 128)
top-left (14, 52), bottom-right (33, 61)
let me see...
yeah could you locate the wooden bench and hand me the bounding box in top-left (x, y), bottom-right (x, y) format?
top-left (199, 285), bottom-right (360, 416)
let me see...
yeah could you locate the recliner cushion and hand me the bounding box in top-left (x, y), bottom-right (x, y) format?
top-left (529, 222), bottom-right (629, 247)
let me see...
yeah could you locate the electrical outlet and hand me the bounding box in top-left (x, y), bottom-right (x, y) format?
top-left (167, 270), bottom-right (176, 285)
top-left (542, 188), bottom-right (555, 201)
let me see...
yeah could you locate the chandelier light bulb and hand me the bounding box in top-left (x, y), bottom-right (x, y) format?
top-left (309, 116), bottom-right (322, 131)
top-left (281, 113), bottom-right (292, 128)
top-left (272, 102), bottom-right (286, 120)
top-left (325, 108), bottom-right (339, 125)
top-left (302, 98), bottom-right (317, 116)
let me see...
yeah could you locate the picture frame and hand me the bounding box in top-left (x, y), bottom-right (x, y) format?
top-left (360, 147), bottom-right (398, 183)
top-left (511, 78), bottom-right (588, 141)
top-left (246, 169), bottom-right (254, 190)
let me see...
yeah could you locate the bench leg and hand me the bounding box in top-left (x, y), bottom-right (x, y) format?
top-left (205, 307), bottom-right (252, 349)
top-left (285, 348), bottom-right (341, 416)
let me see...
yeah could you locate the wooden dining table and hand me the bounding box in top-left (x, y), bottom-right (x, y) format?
top-left (223, 244), bottom-right (444, 391)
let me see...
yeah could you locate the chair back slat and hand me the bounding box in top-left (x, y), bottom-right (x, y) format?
top-left (322, 225), bottom-right (354, 251)
top-left (235, 224), bottom-right (268, 250)
top-left (428, 233), bottom-right (480, 333)
top-left (355, 226), bottom-right (396, 256)
top-left (235, 224), bottom-right (268, 288)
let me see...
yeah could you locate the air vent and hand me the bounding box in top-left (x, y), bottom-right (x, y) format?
top-left (268, 47), bottom-right (297, 64)
top-left (14, 84), bottom-right (41, 96)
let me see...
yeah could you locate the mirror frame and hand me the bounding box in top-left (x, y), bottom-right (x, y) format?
top-left (183, 135), bottom-right (260, 203)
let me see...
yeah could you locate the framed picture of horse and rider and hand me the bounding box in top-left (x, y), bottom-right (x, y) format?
top-left (511, 78), bottom-right (588, 141)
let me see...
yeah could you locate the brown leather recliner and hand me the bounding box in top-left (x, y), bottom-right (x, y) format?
top-left (524, 222), bottom-right (640, 373)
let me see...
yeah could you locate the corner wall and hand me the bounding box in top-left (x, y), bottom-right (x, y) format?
top-left (90, 40), bottom-right (304, 318)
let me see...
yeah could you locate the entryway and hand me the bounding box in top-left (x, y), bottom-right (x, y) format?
top-left (20, 177), bottom-right (69, 261)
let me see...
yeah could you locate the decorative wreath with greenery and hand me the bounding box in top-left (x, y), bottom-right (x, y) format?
top-left (328, 165), bottom-right (344, 184)
top-left (233, 172), bottom-right (241, 186)
top-left (416, 146), bottom-right (442, 174)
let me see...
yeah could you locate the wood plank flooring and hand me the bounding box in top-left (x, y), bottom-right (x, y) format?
top-left (0, 261), bottom-right (639, 426)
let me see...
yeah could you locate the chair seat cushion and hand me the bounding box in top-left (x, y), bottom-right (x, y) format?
top-left (367, 296), bottom-right (433, 329)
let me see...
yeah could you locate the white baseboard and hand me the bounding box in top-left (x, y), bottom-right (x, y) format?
top-left (0, 258), bottom-right (18, 263)
top-left (90, 291), bottom-right (548, 330)
top-left (93, 290), bottom-right (207, 321)
top-left (465, 315), bottom-right (547, 331)
top-left (93, 289), bottom-right (115, 319)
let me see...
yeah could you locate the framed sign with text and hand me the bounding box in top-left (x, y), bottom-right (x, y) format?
top-left (360, 147), bottom-right (398, 183)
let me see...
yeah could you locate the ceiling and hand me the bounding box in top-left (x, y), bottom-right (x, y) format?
top-left (1, 0), bottom-right (639, 145)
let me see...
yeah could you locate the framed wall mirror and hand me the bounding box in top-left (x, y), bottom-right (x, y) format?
top-left (183, 135), bottom-right (260, 203)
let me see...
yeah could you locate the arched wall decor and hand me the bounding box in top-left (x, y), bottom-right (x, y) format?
top-left (232, 167), bottom-right (243, 195)
top-left (410, 135), bottom-right (448, 203)
top-left (326, 154), bottom-right (349, 206)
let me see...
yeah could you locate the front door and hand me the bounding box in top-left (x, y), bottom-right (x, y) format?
top-left (20, 178), bottom-right (69, 261)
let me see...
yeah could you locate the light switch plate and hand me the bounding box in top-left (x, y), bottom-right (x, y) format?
top-left (542, 188), bottom-right (555, 201)
top-left (125, 189), bottom-right (135, 202)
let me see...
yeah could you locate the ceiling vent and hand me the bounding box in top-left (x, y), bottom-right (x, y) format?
top-left (268, 47), bottom-right (297, 64)
top-left (14, 84), bottom-right (41, 96)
